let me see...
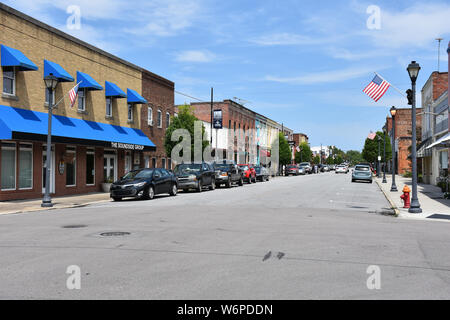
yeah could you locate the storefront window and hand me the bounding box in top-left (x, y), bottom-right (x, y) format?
top-left (1, 142), bottom-right (16, 190)
top-left (19, 144), bottom-right (33, 189)
top-left (66, 146), bottom-right (76, 186)
top-left (106, 98), bottom-right (112, 117)
top-left (162, 158), bottom-right (166, 169)
top-left (440, 151), bottom-right (449, 170)
top-left (2, 67), bottom-right (15, 95)
top-left (78, 89), bottom-right (85, 111)
top-left (86, 149), bottom-right (95, 185)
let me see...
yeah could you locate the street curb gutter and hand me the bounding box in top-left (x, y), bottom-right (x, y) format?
top-left (375, 179), bottom-right (399, 217)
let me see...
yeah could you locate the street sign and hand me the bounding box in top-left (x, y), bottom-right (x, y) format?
top-left (213, 109), bottom-right (222, 129)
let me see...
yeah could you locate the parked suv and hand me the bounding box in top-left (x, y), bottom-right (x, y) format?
top-left (299, 162), bottom-right (312, 174)
top-left (174, 162), bottom-right (216, 192)
top-left (213, 161), bottom-right (244, 188)
top-left (110, 168), bottom-right (178, 201)
top-left (286, 164), bottom-right (300, 176)
top-left (254, 166), bottom-right (270, 182)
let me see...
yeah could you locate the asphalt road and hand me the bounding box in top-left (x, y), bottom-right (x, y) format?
top-left (1, 171), bottom-right (450, 299)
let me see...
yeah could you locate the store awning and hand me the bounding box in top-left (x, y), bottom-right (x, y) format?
top-left (127, 88), bottom-right (147, 104)
top-left (44, 60), bottom-right (74, 82)
top-left (0, 105), bottom-right (155, 151)
top-left (1, 44), bottom-right (38, 71)
top-left (77, 71), bottom-right (103, 91)
top-left (417, 137), bottom-right (433, 158)
top-left (105, 81), bottom-right (127, 98)
top-left (427, 132), bottom-right (450, 149)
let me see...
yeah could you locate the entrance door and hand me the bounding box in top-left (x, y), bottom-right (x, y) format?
top-left (125, 154), bottom-right (132, 174)
top-left (104, 154), bottom-right (117, 182)
top-left (42, 146), bottom-right (55, 194)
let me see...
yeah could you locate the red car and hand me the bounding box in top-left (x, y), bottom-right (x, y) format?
top-left (238, 164), bottom-right (257, 183)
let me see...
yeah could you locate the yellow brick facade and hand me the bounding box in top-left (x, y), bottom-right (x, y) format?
top-left (0, 9), bottom-right (142, 128)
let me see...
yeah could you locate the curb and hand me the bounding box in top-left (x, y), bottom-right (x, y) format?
top-left (375, 179), bottom-right (399, 217)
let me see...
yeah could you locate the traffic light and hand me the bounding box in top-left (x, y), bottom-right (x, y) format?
top-left (406, 89), bottom-right (413, 105)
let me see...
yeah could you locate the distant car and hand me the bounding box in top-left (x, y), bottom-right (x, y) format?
top-left (174, 162), bottom-right (216, 192)
top-left (254, 166), bottom-right (270, 182)
top-left (322, 165), bottom-right (330, 172)
top-left (286, 165), bottom-right (300, 176)
top-left (352, 164), bottom-right (373, 183)
top-left (213, 161), bottom-right (244, 188)
top-left (110, 168), bottom-right (178, 201)
top-left (298, 166), bottom-right (306, 175)
top-left (299, 162), bottom-right (312, 174)
top-left (329, 164), bottom-right (336, 171)
top-left (239, 164), bottom-right (257, 183)
top-left (335, 165), bottom-right (349, 174)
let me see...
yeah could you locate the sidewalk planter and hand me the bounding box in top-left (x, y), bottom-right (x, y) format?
top-left (101, 183), bottom-right (112, 193)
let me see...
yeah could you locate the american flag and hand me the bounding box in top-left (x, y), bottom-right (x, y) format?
top-left (363, 74), bottom-right (390, 102)
top-left (69, 82), bottom-right (81, 108)
top-left (368, 131), bottom-right (376, 140)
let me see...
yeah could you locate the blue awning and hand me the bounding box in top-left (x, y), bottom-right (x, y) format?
top-left (1, 44), bottom-right (38, 71)
top-left (77, 71), bottom-right (103, 91)
top-left (44, 60), bottom-right (74, 82)
top-left (0, 105), bottom-right (155, 150)
top-left (105, 81), bottom-right (126, 98)
top-left (127, 88), bottom-right (147, 104)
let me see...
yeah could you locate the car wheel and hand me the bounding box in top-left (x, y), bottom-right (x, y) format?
top-left (112, 197), bottom-right (122, 201)
top-left (169, 183), bottom-right (178, 196)
top-left (209, 179), bottom-right (216, 191)
top-left (197, 179), bottom-right (203, 192)
top-left (351, 179), bottom-right (355, 183)
top-left (238, 177), bottom-right (244, 186)
top-left (145, 186), bottom-right (155, 200)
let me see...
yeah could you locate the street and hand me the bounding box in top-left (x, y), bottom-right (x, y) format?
top-left (1, 172), bottom-right (450, 299)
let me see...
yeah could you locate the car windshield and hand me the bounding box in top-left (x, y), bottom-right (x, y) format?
top-left (355, 166), bottom-right (370, 171)
top-left (287, 165), bottom-right (296, 169)
top-left (214, 163), bottom-right (230, 170)
top-left (174, 164), bottom-right (202, 174)
top-left (122, 169), bottom-right (154, 180)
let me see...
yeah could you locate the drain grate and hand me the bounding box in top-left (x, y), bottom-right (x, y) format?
top-left (428, 214), bottom-right (450, 220)
top-left (62, 224), bottom-right (87, 228)
top-left (100, 231), bottom-right (130, 237)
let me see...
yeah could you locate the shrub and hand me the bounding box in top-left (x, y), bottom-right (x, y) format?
top-left (402, 171), bottom-right (412, 178)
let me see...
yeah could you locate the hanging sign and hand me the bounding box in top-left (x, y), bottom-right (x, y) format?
top-left (213, 109), bottom-right (223, 129)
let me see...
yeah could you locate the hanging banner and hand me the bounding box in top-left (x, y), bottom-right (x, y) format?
top-left (213, 109), bottom-right (223, 129)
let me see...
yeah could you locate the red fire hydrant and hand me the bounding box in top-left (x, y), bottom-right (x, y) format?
top-left (400, 185), bottom-right (411, 208)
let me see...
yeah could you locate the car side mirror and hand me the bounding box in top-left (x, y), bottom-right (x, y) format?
top-left (154, 174), bottom-right (160, 179)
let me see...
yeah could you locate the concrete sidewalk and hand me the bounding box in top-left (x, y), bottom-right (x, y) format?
top-left (375, 174), bottom-right (450, 222)
top-left (0, 192), bottom-right (111, 215)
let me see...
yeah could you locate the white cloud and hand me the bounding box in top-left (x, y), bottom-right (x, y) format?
top-left (174, 50), bottom-right (216, 63)
top-left (249, 33), bottom-right (337, 46)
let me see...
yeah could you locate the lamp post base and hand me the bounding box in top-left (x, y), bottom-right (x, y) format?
top-left (41, 196), bottom-right (53, 208)
top-left (408, 207), bottom-right (422, 214)
top-left (408, 200), bottom-right (422, 213)
top-left (390, 185), bottom-right (398, 192)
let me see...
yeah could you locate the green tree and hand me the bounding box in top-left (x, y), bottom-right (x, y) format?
top-left (164, 105), bottom-right (209, 161)
top-left (362, 131), bottom-right (392, 163)
top-left (346, 150), bottom-right (364, 165)
top-left (294, 142), bottom-right (312, 163)
top-left (335, 155), bottom-right (344, 165)
top-left (275, 132), bottom-right (292, 166)
top-left (326, 157), bottom-right (334, 165)
top-left (312, 155), bottom-right (320, 164)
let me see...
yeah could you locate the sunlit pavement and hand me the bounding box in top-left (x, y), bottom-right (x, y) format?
top-left (1, 172), bottom-right (450, 299)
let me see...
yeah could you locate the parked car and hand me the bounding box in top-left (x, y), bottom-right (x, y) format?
top-left (352, 164), bottom-right (373, 183)
top-left (213, 161), bottom-right (244, 188)
top-left (329, 164), bottom-right (336, 171)
top-left (298, 166), bottom-right (306, 175)
top-left (254, 166), bottom-right (270, 182)
top-left (299, 162), bottom-right (312, 174)
top-left (239, 164), bottom-right (257, 183)
top-left (335, 165), bottom-right (349, 174)
top-left (174, 162), bottom-right (216, 192)
top-left (110, 168), bottom-right (178, 201)
top-left (321, 165), bottom-right (330, 172)
top-left (286, 164), bottom-right (300, 176)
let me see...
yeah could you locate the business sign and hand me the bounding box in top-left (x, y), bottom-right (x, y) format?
top-left (111, 142), bottom-right (145, 150)
top-left (213, 109), bottom-right (223, 129)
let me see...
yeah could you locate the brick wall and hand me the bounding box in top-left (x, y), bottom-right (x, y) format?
top-left (431, 72), bottom-right (448, 101)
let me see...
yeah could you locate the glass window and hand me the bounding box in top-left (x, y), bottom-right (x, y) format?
top-left (66, 147), bottom-right (76, 186)
top-left (106, 97), bottom-right (112, 117)
top-left (45, 87), bottom-right (56, 105)
top-left (86, 150), bottom-right (95, 185)
top-left (147, 106), bottom-right (153, 125)
top-left (128, 103), bottom-right (133, 121)
top-left (78, 89), bottom-right (85, 111)
top-left (162, 158), bottom-right (166, 169)
top-left (152, 158), bottom-right (156, 168)
top-left (1, 142), bottom-right (16, 190)
top-left (19, 144), bottom-right (33, 189)
top-left (157, 110), bottom-right (162, 128)
top-left (168, 158), bottom-right (172, 170)
top-left (166, 112), bottom-right (170, 128)
top-left (2, 67), bottom-right (15, 95)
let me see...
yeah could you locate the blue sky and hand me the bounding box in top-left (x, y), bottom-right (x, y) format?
top-left (3, 0), bottom-right (450, 151)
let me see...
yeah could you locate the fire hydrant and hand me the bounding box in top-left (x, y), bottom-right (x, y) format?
top-left (400, 185), bottom-right (411, 208)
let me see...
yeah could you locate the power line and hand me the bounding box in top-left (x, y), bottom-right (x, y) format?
top-left (174, 90), bottom-right (205, 102)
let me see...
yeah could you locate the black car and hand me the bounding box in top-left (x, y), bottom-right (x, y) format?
top-left (254, 166), bottom-right (270, 182)
top-left (110, 168), bottom-right (178, 201)
top-left (212, 161), bottom-right (244, 188)
top-left (174, 162), bottom-right (216, 192)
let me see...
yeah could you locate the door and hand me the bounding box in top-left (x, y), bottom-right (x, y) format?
top-left (202, 163), bottom-right (211, 185)
top-left (103, 154), bottom-right (117, 182)
top-left (42, 145), bottom-right (55, 194)
top-left (152, 169), bottom-right (165, 194)
top-left (125, 154), bottom-right (132, 174)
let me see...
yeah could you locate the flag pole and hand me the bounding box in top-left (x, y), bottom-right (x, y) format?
top-left (52, 81), bottom-right (82, 109)
top-left (374, 72), bottom-right (406, 97)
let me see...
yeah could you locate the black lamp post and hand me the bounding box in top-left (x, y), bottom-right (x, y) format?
top-left (407, 61), bottom-right (422, 213)
top-left (41, 73), bottom-right (59, 208)
top-left (377, 136), bottom-right (381, 178)
top-left (382, 129), bottom-right (387, 183)
top-left (390, 106), bottom-right (398, 192)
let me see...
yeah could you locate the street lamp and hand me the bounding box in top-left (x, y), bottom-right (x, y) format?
top-left (390, 106), bottom-right (398, 191)
top-left (376, 135), bottom-right (381, 178)
top-left (406, 61), bottom-right (422, 213)
top-left (41, 73), bottom-right (59, 208)
top-left (382, 129), bottom-right (387, 183)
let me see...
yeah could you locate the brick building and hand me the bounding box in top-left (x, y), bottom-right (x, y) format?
top-left (385, 108), bottom-right (422, 175)
top-left (0, 4), bottom-right (164, 201)
top-left (140, 70), bottom-right (175, 170)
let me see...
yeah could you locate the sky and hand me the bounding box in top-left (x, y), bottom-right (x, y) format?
top-left (3, 0), bottom-right (450, 151)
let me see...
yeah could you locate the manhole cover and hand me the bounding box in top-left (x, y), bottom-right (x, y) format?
top-left (100, 231), bottom-right (130, 237)
top-left (62, 224), bottom-right (87, 228)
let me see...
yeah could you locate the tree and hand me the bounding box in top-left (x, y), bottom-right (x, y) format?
top-left (362, 131), bottom-right (392, 163)
top-left (164, 105), bottom-right (209, 161)
top-left (335, 155), bottom-right (344, 165)
top-left (275, 132), bottom-right (292, 166)
top-left (294, 142), bottom-right (312, 163)
top-left (312, 155), bottom-right (320, 164)
top-left (346, 150), bottom-right (364, 165)
top-left (326, 157), bottom-right (334, 165)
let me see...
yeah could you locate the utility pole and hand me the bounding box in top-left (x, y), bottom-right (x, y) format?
top-left (436, 38), bottom-right (443, 72)
top-left (210, 87), bottom-right (213, 145)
